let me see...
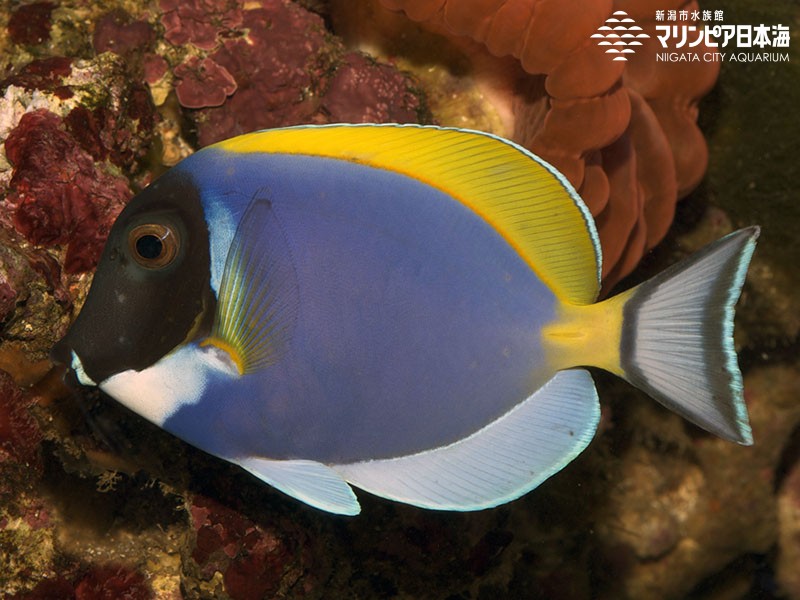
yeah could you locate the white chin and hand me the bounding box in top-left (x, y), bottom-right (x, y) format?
top-left (70, 351), bottom-right (97, 386)
top-left (98, 344), bottom-right (211, 426)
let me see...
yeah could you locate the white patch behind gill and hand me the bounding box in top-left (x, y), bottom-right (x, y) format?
top-left (202, 194), bottom-right (238, 294)
top-left (98, 343), bottom-right (239, 426)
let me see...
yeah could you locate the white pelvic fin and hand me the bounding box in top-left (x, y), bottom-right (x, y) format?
top-left (620, 227), bottom-right (759, 444)
top-left (237, 457), bottom-right (360, 516)
top-left (336, 369), bottom-right (600, 511)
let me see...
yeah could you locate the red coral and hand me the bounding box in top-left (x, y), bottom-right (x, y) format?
top-left (1, 57), bottom-right (74, 96)
top-left (9, 565), bottom-right (154, 600)
top-left (143, 54), bottom-right (168, 84)
top-left (166, 0), bottom-right (428, 146)
top-left (0, 370), bottom-right (42, 483)
top-left (322, 52), bottom-right (424, 123)
top-left (65, 106), bottom-right (110, 161)
top-left (224, 531), bottom-right (292, 600)
top-left (64, 92), bottom-right (157, 169)
top-left (92, 10), bottom-right (156, 56)
top-left (174, 55), bottom-right (238, 109)
top-left (124, 84), bottom-right (160, 136)
top-left (188, 0), bottom-right (331, 146)
top-left (7, 2), bottom-right (55, 46)
top-left (160, 0), bottom-right (244, 50)
top-left (74, 566), bottom-right (153, 600)
top-left (2, 55), bottom-right (157, 171)
top-left (5, 110), bottom-right (131, 273)
top-left (189, 495), bottom-right (301, 600)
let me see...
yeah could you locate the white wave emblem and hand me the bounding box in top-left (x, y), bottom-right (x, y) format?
top-left (591, 10), bottom-right (651, 61)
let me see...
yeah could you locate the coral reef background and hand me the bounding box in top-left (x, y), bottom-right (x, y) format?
top-left (0, 0), bottom-right (798, 598)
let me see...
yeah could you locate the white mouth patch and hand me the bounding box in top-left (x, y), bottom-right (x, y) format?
top-left (71, 351), bottom-right (97, 386)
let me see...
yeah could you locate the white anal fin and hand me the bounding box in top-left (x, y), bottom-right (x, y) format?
top-left (336, 369), bottom-right (600, 511)
top-left (237, 457), bottom-right (361, 515)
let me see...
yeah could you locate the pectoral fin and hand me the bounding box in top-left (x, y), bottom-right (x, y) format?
top-left (203, 196), bottom-right (299, 374)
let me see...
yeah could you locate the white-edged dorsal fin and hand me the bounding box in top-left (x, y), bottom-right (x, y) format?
top-left (238, 457), bottom-right (361, 515)
top-left (215, 124), bottom-right (601, 304)
top-left (335, 369), bottom-right (600, 511)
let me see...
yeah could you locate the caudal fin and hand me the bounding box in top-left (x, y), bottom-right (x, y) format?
top-left (620, 227), bottom-right (759, 444)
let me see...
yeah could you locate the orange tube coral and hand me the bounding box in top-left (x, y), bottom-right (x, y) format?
top-left (381, 0), bottom-right (719, 291)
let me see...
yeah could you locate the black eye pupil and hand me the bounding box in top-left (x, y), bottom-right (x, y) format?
top-left (136, 234), bottom-right (163, 259)
top-left (129, 223), bottom-right (179, 268)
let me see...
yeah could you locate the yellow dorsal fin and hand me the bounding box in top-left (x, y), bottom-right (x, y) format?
top-left (215, 124), bottom-right (601, 304)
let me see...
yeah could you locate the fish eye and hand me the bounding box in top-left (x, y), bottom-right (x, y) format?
top-left (128, 223), bottom-right (180, 269)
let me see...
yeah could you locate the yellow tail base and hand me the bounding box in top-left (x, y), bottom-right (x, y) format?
top-left (541, 289), bottom-right (634, 377)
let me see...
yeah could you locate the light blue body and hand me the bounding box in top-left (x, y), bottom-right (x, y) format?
top-left (163, 149), bottom-right (559, 463)
top-left (60, 124), bottom-right (757, 515)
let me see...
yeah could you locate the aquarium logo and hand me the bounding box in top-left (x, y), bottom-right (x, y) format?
top-left (591, 11), bottom-right (650, 61)
top-left (651, 9), bottom-right (790, 63)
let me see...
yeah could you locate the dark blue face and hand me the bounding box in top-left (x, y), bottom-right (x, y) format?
top-left (51, 170), bottom-right (216, 384)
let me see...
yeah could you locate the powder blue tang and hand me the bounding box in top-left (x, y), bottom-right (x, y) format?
top-left (164, 150), bottom-right (556, 464)
top-left (54, 124), bottom-right (758, 515)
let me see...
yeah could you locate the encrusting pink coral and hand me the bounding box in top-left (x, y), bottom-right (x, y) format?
top-left (7, 2), bottom-right (56, 46)
top-left (160, 0), bottom-right (244, 50)
top-left (188, 494), bottom-right (308, 600)
top-left (92, 9), bottom-right (156, 56)
top-left (322, 52), bottom-right (424, 123)
top-left (174, 55), bottom-right (238, 109)
top-left (0, 370), bottom-right (42, 486)
top-left (4, 110), bottom-right (131, 274)
top-left (0, 50), bottom-right (157, 275)
top-left (73, 565), bottom-right (153, 600)
top-left (159, 0), bottom-right (428, 147)
top-left (5, 565), bottom-right (155, 599)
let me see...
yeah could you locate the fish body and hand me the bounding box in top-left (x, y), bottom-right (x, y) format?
top-left (54, 125), bottom-right (758, 514)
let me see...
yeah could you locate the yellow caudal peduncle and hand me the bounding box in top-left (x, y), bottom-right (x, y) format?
top-left (541, 288), bottom-right (635, 377)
